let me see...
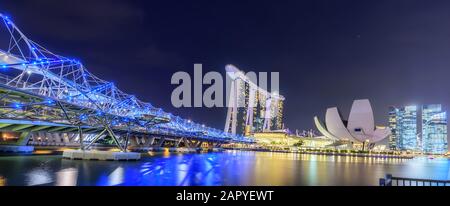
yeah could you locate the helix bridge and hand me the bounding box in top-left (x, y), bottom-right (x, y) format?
top-left (0, 13), bottom-right (254, 152)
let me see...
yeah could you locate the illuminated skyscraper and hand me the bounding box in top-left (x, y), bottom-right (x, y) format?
top-left (389, 105), bottom-right (448, 153)
top-left (422, 105), bottom-right (448, 154)
top-left (224, 65), bottom-right (285, 136)
top-left (394, 106), bottom-right (418, 151)
top-left (388, 106), bottom-right (399, 150)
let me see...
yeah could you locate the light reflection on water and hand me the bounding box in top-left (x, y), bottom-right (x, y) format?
top-left (25, 168), bottom-right (53, 186)
top-left (0, 176), bottom-right (6, 186)
top-left (0, 151), bottom-right (449, 186)
top-left (55, 168), bottom-right (78, 186)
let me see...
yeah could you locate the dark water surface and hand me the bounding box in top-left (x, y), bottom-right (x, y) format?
top-left (0, 151), bottom-right (448, 186)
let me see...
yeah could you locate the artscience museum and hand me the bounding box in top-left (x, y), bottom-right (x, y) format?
top-left (314, 99), bottom-right (391, 149)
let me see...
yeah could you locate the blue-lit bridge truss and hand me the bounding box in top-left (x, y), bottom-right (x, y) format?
top-left (0, 13), bottom-right (254, 151)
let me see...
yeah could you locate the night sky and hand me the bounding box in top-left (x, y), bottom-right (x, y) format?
top-left (3, 0), bottom-right (450, 131)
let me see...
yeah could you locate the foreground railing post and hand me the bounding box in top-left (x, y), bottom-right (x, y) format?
top-left (386, 174), bottom-right (392, 186)
top-left (379, 178), bottom-right (386, 186)
top-left (380, 174), bottom-right (450, 186)
top-left (78, 125), bottom-right (84, 151)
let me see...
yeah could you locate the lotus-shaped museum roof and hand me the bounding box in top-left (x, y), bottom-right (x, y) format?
top-left (314, 99), bottom-right (390, 143)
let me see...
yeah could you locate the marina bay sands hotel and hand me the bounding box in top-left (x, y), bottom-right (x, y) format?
top-left (224, 65), bottom-right (285, 136)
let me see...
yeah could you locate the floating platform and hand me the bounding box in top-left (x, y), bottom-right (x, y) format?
top-left (132, 147), bottom-right (201, 153)
top-left (211, 148), bottom-right (225, 152)
top-left (131, 147), bottom-right (163, 152)
top-left (63, 150), bottom-right (141, 161)
top-left (169, 147), bottom-right (200, 153)
top-left (0, 145), bottom-right (34, 154)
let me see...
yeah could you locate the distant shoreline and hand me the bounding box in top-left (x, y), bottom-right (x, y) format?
top-left (224, 148), bottom-right (417, 159)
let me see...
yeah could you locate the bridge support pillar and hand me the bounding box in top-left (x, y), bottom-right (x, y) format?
top-left (175, 138), bottom-right (184, 147)
top-left (78, 126), bottom-right (84, 150)
top-left (157, 137), bottom-right (165, 148)
top-left (124, 133), bottom-right (131, 152)
top-left (205, 142), bottom-right (221, 150)
top-left (16, 132), bottom-right (31, 146)
top-left (143, 137), bottom-right (155, 147)
top-left (84, 129), bottom-right (108, 150)
top-left (30, 133), bottom-right (40, 145)
top-left (68, 133), bottom-right (78, 144)
top-left (105, 126), bottom-right (124, 152)
top-left (183, 138), bottom-right (194, 148)
top-left (62, 133), bottom-right (70, 144)
top-left (195, 141), bottom-right (204, 148)
top-left (149, 137), bottom-right (156, 146)
top-left (129, 136), bottom-right (139, 147)
top-left (53, 133), bottom-right (62, 144)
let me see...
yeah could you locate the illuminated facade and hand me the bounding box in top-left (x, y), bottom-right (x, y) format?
top-left (388, 106), bottom-right (399, 150)
top-left (422, 105), bottom-right (447, 154)
top-left (253, 131), bottom-right (289, 145)
top-left (390, 105), bottom-right (448, 153)
top-left (224, 65), bottom-right (285, 136)
top-left (390, 106), bottom-right (418, 151)
top-left (252, 131), bottom-right (333, 148)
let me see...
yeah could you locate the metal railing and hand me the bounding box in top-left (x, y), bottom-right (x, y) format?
top-left (380, 174), bottom-right (450, 186)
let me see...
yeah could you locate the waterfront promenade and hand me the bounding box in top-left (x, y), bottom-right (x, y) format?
top-left (224, 147), bottom-right (417, 159)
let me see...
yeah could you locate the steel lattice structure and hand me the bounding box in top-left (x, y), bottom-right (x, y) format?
top-left (0, 13), bottom-right (254, 151)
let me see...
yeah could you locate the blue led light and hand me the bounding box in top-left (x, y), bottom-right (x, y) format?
top-left (79, 114), bottom-right (88, 120)
top-left (12, 103), bottom-right (22, 109)
top-left (45, 99), bottom-right (54, 105)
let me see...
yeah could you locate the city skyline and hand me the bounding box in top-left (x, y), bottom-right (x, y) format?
top-left (1, 0), bottom-right (450, 190)
top-left (389, 104), bottom-right (448, 154)
top-left (422, 105), bottom-right (447, 154)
